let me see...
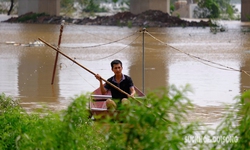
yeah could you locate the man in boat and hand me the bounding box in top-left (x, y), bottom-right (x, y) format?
top-left (95, 59), bottom-right (136, 110)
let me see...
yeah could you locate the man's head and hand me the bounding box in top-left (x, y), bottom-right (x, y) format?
top-left (111, 59), bottom-right (122, 68)
top-left (111, 59), bottom-right (123, 75)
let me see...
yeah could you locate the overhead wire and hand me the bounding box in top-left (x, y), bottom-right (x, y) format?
top-left (57, 21), bottom-right (140, 50)
top-left (69, 63), bottom-right (97, 89)
top-left (64, 30), bottom-right (139, 49)
top-left (79, 33), bottom-right (142, 61)
top-left (145, 30), bottom-right (250, 77)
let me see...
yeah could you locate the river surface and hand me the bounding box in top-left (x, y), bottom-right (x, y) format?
top-left (1, 15), bottom-right (250, 125)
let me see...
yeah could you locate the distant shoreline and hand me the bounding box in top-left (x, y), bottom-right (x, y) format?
top-left (0, 14), bottom-right (16, 22)
top-left (1, 10), bottom-right (212, 28)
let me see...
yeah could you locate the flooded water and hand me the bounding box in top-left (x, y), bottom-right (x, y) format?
top-left (1, 16), bottom-right (250, 125)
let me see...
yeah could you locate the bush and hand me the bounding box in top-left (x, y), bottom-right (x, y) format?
top-left (0, 93), bottom-right (105, 149)
top-left (0, 93), bottom-right (26, 150)
top-left (213, 91), bottom-right (250, 149)
top-left (98, 85), bottom-right (205, 149)
top-left (1, 85), bottom-right (250, 149)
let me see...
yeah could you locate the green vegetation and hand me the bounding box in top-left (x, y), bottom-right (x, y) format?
top-left (104, 85), bottom-right (201, 149)
top-left (0, 93), bottom-right (104, 149)
top-left (60, 0), bottom-right (129, 16)
top-left (17, 12), bottom-right (49, 22)
top-left (194, 0), bottom-right (238, 20)
top-left (213, 91), bottom-right (250, 149)
top-left (170, 4), bottom-right (175, 15)
top-left (247, 14), bottom-right (250, 21)
top-left (127, 20), bottom-right (132, 28)
top-left (209, 20), bottom-right (228, 34)
top-left (83, 0), bottom-right (107, 12)
top-left (1, 85), bottom-right (250, 149)
top-left (0, 0), bottom-right (17, 14)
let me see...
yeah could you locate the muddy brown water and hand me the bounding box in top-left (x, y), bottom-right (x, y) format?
top-left (1, 17), bottom-right (250, 126)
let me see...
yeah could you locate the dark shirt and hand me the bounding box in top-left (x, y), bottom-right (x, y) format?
top-left (104, 74), bottom-right (134, 100)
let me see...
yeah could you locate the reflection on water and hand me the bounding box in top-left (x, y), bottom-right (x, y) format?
top-left (0, 20), bottom-right (250, 123)
top-left (18, 46), bottom-right (59, 103)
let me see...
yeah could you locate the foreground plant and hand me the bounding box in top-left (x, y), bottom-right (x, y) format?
top-left (0, 93), bottom-right (104, 150)
top-left (101, 85), bottom-right (206, 149)
top-left (0, 93), bottom-right (28, 149)
top-left (1, 85), bottom-right (250, 149)
top-left (213, 90), bottom-right (250, 149)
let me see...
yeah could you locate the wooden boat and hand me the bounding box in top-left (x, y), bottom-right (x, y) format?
top-left (89, 86), bottom-right (145, 120)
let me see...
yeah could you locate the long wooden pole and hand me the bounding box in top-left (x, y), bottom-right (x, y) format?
top-left (39, 38), bottom-right (133, 99)
top-left (51, 20), bottom-right (65, 85)
top-left (142, 28), bottom-right (146, 93)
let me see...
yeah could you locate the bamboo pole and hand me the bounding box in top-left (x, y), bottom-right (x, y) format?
top-left (51, 20), bottom-right (65, 85)
top-left (38, 38), bottom-right (134, 99)
top-left (142, 28), bottom-right (146, 93)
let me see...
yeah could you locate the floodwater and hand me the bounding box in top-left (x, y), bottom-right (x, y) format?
top-left (1, 16), bottom-right (250, 125)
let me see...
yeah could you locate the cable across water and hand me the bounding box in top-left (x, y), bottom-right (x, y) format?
top-left (64, 30), bottom-right (139, 49)
top-left (145, 30), bottom-right (250, 77)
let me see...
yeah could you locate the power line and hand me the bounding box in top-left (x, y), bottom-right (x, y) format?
top-left (145, 30), bottom-right (250, 77)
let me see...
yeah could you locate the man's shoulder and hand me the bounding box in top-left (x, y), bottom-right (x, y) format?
top-left (107, 76), bottom-right (113, 83)
top-left (123, 74), bottom-right (133, 82)
top-left (124, 74), bottom-right (131, 79)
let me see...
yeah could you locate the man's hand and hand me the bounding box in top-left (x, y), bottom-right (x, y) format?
top-left (95, 74), bottom-right (107, 95)
top-left (95, 74), bottom-right (102, 82)
top-left (129, 86), bottom-right (136, 99)
top-left (128, 94), bottom-right (135, 99)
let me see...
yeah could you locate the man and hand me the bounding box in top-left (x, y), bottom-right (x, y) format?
top-left (95, 59), bottom-right (135, 110)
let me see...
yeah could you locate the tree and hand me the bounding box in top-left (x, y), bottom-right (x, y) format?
top-left (61, 0), bottom-right (129, 12)
top-left (194, 0), bottom-right (237, 19)
top-left (7, 0), bottom-right (14, 15)
top-left (216, 0), bottom-right (236, 19)
top-left (61, 0), bottom-right (129, 9)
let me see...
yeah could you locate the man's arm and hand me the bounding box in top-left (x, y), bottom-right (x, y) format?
top-left (130, 86), bottom-right (136, 97)
top-left (95, 74), bottom-right (107, 95)
top-left (127, 75), bottom-right (136, 98)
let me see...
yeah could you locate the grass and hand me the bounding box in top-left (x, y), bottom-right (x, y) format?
top-left (1, 84), bottom-right (250, 149)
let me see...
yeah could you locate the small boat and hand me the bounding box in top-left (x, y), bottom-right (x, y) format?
top-left (89, 86), bottom-right (145, 120)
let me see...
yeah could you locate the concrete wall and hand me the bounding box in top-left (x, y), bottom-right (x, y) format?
top-left (172, 5), bottom-right (189, 18)
top-left (241, 0), bottom-right (250, 22)
top-left (18, 0), bottom-right (60, 16)
top-left (173, 2), bottom-right (198, 18)
top-left (130, 0), bottom-right (170, 14)
top-left (39, 0), bottom-right (60, 16)
top-left (18, 0), bottom-right (39, 16)
top-left (189, 4), bottom-right (197, 18)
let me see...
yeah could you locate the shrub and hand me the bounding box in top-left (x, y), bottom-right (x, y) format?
top-left (102, 85), bottom-right (205, 149)
top-left (1, 85), bottom-right (250, 149)
top-left (0, 94), bottom-right (105, 150)
top-left (0, 93), bottom-right (27, 150)
top-left (214, 91), bottom-right (250, 149)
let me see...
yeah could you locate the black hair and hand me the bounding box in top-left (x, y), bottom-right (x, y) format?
top-left (111, 59), bottom-right (122, 69)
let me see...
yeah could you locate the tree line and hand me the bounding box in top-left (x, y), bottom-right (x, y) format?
top-left (2, 0), bottom-right (238, 20)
